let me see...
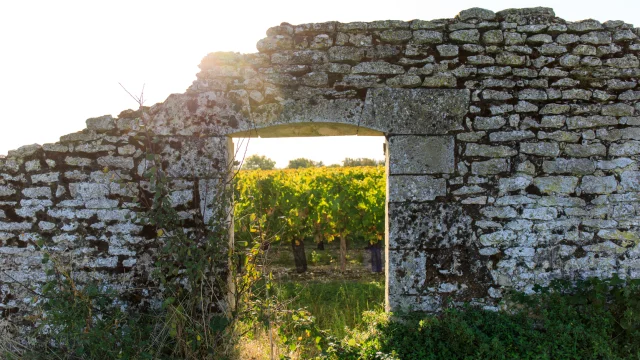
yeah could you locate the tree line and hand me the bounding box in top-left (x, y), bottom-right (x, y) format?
top-left (240, 155), bottom-right (384, 170)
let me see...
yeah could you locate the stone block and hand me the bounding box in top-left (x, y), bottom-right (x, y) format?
top-left (498, 175), bottom-right (532, 192)
top-left (388, 202), bottom-right (473, 249)
top-left (86, 115), bottom-right (116, 132)
top-left (472, 159), bottom-right (509, 175)
top-left (388, 175), bottom-right (446, 202)
top-left (360, 88), bottom-right (469, 135)
top-left (609, 141), bottom-right (640, 156)
top-left (465, 144), bottom-right (517, 158)
top-left (564, 143), bottom-right (607, 157)
top-left (490, 131), bottom-right (536, 142)
top-left (533, 176), bottom-right (579, 194)
top-left (474, 116), bottom-right (506, 130)
top-left (542, 159), bottom-right (595, 175)
top-left (522, 207), bottom-right (558, 220)
top-left (412, 30), bottom-right (443, 44)
top-left (602, 103), bottom-right (635, 117)
top-left (388, 136), bottom-right (455, 174)
top-left (380, 30), bottom-right (412, 43)
top-left (352, 61), bottom-right (404, 74)
top-left (621, 171), bottom-right (640, 191)
top-left (579, 175), bottom-right (618, 194)
top-left (22, 187), bottom-right (52, 199)
top-left (70, 183), bottom-right (109, 200)
top-left (450, 29), bottom-right (480, 43)
top-left (520, 142), bottom-right (560, 157)
top-left (0, 186), bottom-right (16, 197)
top-left (479, 230), bottom-right (516, 247)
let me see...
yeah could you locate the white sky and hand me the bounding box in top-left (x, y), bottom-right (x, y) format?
top-left (1, 1), bottom-right (638, 167)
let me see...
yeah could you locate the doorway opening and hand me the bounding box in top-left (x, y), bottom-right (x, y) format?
top-left (228, 122), bottom-right (387, 341)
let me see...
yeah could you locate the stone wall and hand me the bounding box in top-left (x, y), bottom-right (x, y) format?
top-left (2, 6), bottom-right (640, 318)
top-left (0, 113), bottom-right (233, 320)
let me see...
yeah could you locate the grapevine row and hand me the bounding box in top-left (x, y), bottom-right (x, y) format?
top-left (234, 166), bottom-right (385, 254)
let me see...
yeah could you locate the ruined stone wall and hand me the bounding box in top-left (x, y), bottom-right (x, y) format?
top-left (0, 113), bottom-right (232, 320)
top-left (2, 6), bottom-right (640, 317)
top-left (190, 7), bottom-right (640, 311)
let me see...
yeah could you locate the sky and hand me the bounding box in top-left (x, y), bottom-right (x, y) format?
top-left (1, 0), bottom-right (638, 167)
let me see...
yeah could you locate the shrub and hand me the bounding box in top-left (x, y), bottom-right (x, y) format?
top-left (331, 276), bottom-right (640, 360)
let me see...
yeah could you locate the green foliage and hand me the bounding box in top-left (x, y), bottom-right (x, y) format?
top-left (287, 158), bottom-right (323, 169)
top-left (342, 158), bottom-right (384, 167)
top-left (274, 280), bottom-right (384, 339)
top-left (21, 253), bottom-right (155, 359)
top-left (234, 167), bottom-right (385, 249)
top-left (329, 276), bottom-right (640, 360)
top-left (242, 154), bottom-right (276, 170)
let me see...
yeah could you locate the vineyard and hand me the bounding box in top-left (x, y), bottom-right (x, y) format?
top-left (233, 166), bottom-right (386, 272)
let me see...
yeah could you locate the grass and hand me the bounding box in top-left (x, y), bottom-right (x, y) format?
top-left (273, 279), bottom-right (385, 338)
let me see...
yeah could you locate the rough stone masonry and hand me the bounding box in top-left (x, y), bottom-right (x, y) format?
top-left (2, 6), bottom-right (640, 319)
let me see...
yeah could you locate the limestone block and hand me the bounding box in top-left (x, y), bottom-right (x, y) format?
top-left (533, 176), bottom-right (579, 194)
top-left (360, 88), bottom-right (469, 135)
top-left (450, 29), bottom-right (480, 43)
top-left (0, 222), bottom-right (33, 231)
top-left (605, 55), bottom-right (639, 68)
top-left (472, 159), bottom-right (510, 175)
top-left (86, 115), bottom-right (116, 132)
top-left (520, 142), bottom-right (560, 157)
top-left (412, 30), bottom-right (443, 44)
top-left (388, 202), bottom-right (473, 249)
top-left (621, 171), bottom-right (640, 191)
top-left (272, 50), bottom-right (328, 65)
top-left (609, 141), bottom-right (640, 156)
top-left (459, 8), bottom-right (496, 21)
top-left (481, 206), bottom-right (518, 219)
top-left (490, 131), bottom-right (536, 142)
top-left (69, 183), bottom-right (109, 200)
top-left (497, 52), bottom-right (526, 66)
top-left (388, 175), bottom-right (446, 202)
top-left (542, 159), bottom-right (595, 175)
top-left (465, 144), bottom-right (517, 158)
top-left (436, 45), bottom-right (458, 57)
top-left (537, 196), bottom-right (586, 207)
top-left (564, 143), bottom-right (607, 157)
top-left (421, 73), bottom-right (457, 88)
top-left (388, 136), bottom-right (455, 174)
top-left (479, 230), bottom-right (516, 247)
top-left (518, 89), bottom-right (547, 100)
top-left (386, 75), bottom-right (422, 88)
top-left (301, 72), bottom-right (328, 87)
top-left (256, 35), bottom-right (293, 52)
top-left (0, 186), bottom-right (16, 197)
top-left (498, 175), bottom-right (532, 192)
top-left (580, 31), bottom-right (612, 45)
top-left (538, 131), bottom-right (581, 143)
top-left (22, 187), bottom-right (52, 199)
top-left (7, 144), bottom-right (41, 159)
top-left (474, 116), bottom-right (506, 130)
top-left (386, 249), bottom-right (427, 294)
top-left (522, 207), bottom-right (558, 220)
top-left (65, 157), bottom-right (93, 167)
top-left (352, 61), bottom-right (404, 74)
top-left (482, 30), bottom-right (503, 44)
top-left (596, 158), bottom-right (636, 171)
top-left (602, 103), bottom-right (635, 117)
top-left (380, 30), bottom-right (412, 44)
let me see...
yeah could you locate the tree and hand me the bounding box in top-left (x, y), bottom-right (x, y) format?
top-left (241, 154), bottom-right (276, 170)
top-left (342, 157), bottom-right (384, 167)
top-left (287, 158), bottom-right (323, 169)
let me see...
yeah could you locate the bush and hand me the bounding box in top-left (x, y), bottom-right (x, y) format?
top-left (331, 276), bottom-right (640, 360)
